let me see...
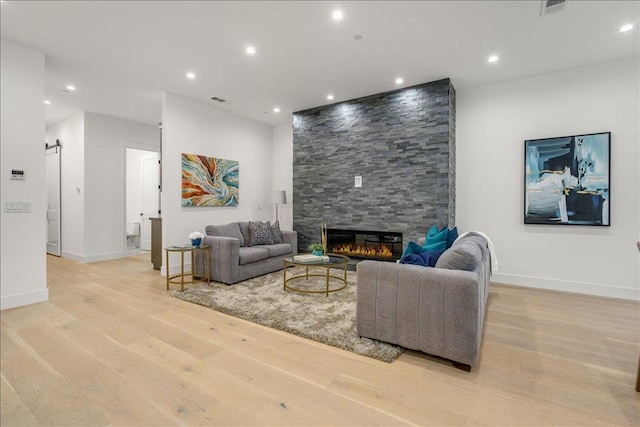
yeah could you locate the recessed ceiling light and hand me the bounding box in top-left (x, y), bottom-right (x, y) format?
top-left (488, 55), bottom-right (499, 63)
top-left (186, 71), bottom-right (196, 80)
top-left (327, 94), bottom-right (334, 101)
top-left (332, 10), bottom-right (344, 20)
top-left (273, 107), bottom-right (280, 113)
top-left (395, 78), bottom-right (404, 85)
top-left (43, 100), bottom-right (51, 105)
top-left (246, 45), bottom-right (256, 55)
top-left (65, 84), bottom-right (76, 91)
top-left (619, 24), bottom-right (634, 32)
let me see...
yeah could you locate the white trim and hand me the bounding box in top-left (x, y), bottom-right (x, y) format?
top-left (492, 272), bottom-right (639, 301)
top-left (1, 289), bottom-right (49, 310)
top-left (163, 261), bottom-right (193, 276)
top-left (62, 250), bottom-right (126, 263)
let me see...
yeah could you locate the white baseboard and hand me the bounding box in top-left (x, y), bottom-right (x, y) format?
top-left (161, 261), bottom-right (193, 277)
top-left (492, 272), bottom-right (639, 301)
top-left (1, 288), bottom-right (49, 310)
top-left (62, 251), bottom-right (127, 264)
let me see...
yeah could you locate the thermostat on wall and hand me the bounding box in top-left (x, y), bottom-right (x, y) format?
top-left (11, 169), bottom-right (25, 180)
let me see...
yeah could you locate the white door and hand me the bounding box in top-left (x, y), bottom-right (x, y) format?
top-left (46, 147), bottom-right (61, 256)
top-left (140, 153), bottom-right (159, 251)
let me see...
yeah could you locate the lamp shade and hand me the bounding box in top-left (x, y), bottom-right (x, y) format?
top-left (268, 190), bottom-right (287, 204)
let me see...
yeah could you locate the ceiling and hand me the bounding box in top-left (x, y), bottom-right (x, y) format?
top-left (1, 1), bottom-right (638, 128)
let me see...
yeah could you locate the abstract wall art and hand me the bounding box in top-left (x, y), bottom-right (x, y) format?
top-left (524, 132), bottom-right (610, 226)
top-left (181, 153), bottom-right (239, 207)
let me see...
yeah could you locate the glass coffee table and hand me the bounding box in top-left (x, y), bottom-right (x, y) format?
top-left (283, 254), bottom-right (349, 296)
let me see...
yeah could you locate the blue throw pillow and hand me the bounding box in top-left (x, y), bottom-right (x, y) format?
top-left (400, 249), bottom-right (445, 267)
top-left (446, 226), bottom-right (458, 248)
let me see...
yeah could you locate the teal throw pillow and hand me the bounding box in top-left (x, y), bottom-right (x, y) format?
top-left (423, 240), bottom-right (447, 252)
top-left (425, 225), bottom-right (439, 240)
top-left (425, 226), bottom-right (448, 246)
top-left (400, 241), bottom-right (429, 261)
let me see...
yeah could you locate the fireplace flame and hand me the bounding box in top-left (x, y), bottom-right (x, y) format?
top-left (332, 244), bottom-right (393, 258)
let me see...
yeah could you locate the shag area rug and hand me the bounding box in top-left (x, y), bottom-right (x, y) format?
top-left (171, 267), bottom-right (404, 362)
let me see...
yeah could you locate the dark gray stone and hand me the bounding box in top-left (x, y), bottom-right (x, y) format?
top-left (293, 79), bottom-right (456, 251)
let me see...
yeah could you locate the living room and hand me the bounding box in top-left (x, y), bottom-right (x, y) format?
top-left (1, 1), bottom-right (639, 425)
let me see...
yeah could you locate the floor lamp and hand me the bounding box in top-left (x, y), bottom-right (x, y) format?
top-left (268, 190), bottom-right (287, 223)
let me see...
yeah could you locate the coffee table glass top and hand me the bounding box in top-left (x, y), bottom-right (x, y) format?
top-left (284, 253), bottom-right (349, 267)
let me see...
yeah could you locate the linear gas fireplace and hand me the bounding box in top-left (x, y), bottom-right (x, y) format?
top-left (326, 228), bottom-right (403, 262)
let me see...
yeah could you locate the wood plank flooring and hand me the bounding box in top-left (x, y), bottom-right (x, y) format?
top-left (1, 254), bottom-right (638, 426)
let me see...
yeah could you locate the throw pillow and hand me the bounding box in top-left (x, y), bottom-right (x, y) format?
top-left (425, 226), bottom-right (448, 247)
top-left (422, 240), bottom-right (447, 252)
top-left (400, 249), bottom-right (445, 267)
top-left (446, 226), bottom-right (459, 248)
top-left (400, 241), bottom-right (428, 261)
top-left (270, 221), bottom-right (283, 244)
top-left (248, 221), bottom-right (275, 246)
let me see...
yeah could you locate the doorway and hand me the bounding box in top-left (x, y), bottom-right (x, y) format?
top-left (125, 148), bottom-right (159, 255)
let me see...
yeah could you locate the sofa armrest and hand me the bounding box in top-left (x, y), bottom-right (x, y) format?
top-left (281, 230), bottom-right (298, 255)
top-left (200, 235), bottom-right (240, 284)
top-left (356, 260), bottom-right (483, 367)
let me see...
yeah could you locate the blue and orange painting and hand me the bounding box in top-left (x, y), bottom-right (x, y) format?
top-left (524, 132), bottom-right (610, 226)
top-left (181, 153), bottom-right (239, 207)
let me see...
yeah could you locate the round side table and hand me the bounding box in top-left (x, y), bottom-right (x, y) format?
top-left (164, 245), bottom-right (211, 291)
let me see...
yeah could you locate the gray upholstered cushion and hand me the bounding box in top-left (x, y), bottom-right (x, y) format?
top-left (238, 222), bottom-right (251, 247)
top-left (238, 247), bottom-right (269, 265)
top-left (249, 221), bottom-right (275, 246)
top-left (205, 222), bottom-right (244, 246)
top-left (253, 243), bottom-right (292, 258)
top-left (435, 241), bottom-right (481, 271)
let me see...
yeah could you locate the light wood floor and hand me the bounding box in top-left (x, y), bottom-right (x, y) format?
top-left (1, 254), bottom-right (638, 426)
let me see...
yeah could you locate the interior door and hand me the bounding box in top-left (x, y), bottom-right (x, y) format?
top-left (140, 153), bottom-right (159, 251)
top-left (46, 147), bottom-right (61, 256)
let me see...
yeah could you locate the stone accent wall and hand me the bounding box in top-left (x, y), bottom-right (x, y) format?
top-left (293, 78), bottom-right (456, 251)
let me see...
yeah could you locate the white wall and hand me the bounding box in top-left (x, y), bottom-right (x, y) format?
top-left (161, 93), bottom-right (272, 274)
top-left (47, 112), bottom-right (85, 258)
top-left (83, 112), bottom-right (158, 261)
top-left (457, 56), bottom-right (640, 300)
top-left (46, 112), bottom-right (158, 262)
top-left (0, 39), bottom-right (48, 310)
top-left (272, 123), bottom-right (293, 231)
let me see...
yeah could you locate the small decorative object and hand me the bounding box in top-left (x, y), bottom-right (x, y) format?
top-left (188, 231), bottom-right (204, 247)
top-left (524, 132), bottom-right (610, 226)
top-left (308, 243), bottom-right (324, 256)
top-left (321, 222), bottom-right (328, 254)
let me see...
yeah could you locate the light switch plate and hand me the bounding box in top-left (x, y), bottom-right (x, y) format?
top-left (355, 176), bottom-right (362, 188)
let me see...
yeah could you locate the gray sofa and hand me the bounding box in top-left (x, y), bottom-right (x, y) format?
top-left (356, 234), bottom-right (491, 371)
top-left (197, 221), bottom-right (297, 284)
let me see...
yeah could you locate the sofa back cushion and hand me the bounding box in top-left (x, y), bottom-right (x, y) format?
top-left (435, 240), bottom-right (482, 271)
top-left (238, 222), bottom-right (251, 247)
top-left (205, 222), bottom-right (244, 246)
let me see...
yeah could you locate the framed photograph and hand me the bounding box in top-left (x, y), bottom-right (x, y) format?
top-left (182, 153), bottom-right (239, 207)
top-left (524, 132), bottom-right (610, 226)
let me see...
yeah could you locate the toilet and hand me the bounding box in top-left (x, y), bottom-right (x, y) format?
top-left (126, 222), bottom-right (140, 248)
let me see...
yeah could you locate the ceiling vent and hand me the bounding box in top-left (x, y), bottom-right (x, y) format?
top-left (210, 96), bottom-right (227, 103)
top-left (540, 0), bottom-right (567, 16)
